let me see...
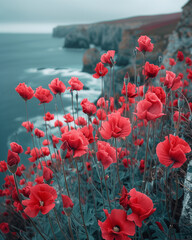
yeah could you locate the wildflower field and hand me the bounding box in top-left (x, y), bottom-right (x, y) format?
top-left (0, 35), bottom-right (192, 240)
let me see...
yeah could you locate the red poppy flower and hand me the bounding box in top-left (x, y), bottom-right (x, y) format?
top-left (135, 92), bottom-right (164, 121)
top-left (136, 35), bottom-right (154, 52)
top-left (177, 51), bottom-right (184, 62)
top-left (169, 58), bottom-right (176, 66)
top-left (48, 78), bottom-right (66, 94)
top-left (139, 159), bottom-right (145, 173)
top-left (60, 129), bottom-right (89, 158)
top-left (68, 77), bottom-right (84, 91)
top-left (54, 120), bottom-right (63, 127)
top-left (7, 150), bottom-right (20, 167)
top-left (43, 166), bottom-right (53, 182)
top-left (98, 209), bottom-right (135, 240)
top-left (34, 128), bottom-right (45, 138)
top-left (93, 62), bottom-right (108, 78)
top-left (101, 50), bottom-right (115, 67)
top-left (15, 83), bottom-right (34, 101)
top-left (0, 222), bottom-right (9, 234)
top-left (121, 82), bottom-right (137, 100)
top-left (22, 184), bottom-right (57, 218)
top-left (28, 148), bottom-right (42, 162)
top-left (63, 113), bottom-right (74, 123)
top-left (43, 112), bottom-right (54, 121)
top-left (156, 134), bottom-right (191, 168)
top-left (10, 142), bottom-right (23, 154)
top-left (61, 194), bottom-right (74, 209)
top-left (187, 68), bottom-right (192, 80)
top-left (0, 161), bottom-right (7, 172)
top-left (99, 112), bottom-right (131, 139)
top-left (86, 162), bottom-right (92, 171)
top-left (52, 135), bottom-right (60, 148)
top-left (144, 62), bottom-right (160, 79)
top-left (185, 57), bottom-right (192, 66)
top-left (81, 98), bottom-right (97, 116)
top-left (164, 71), bottom-right (182, 90)
top-left (96, 109), bottom-right (107, 121)
top-left (147, 86), bottom-right (166, 104)
top-left (75, 117), bottom-right (87, 126)
top-left (25, 147), bottom-right (31, 155)
top-left (120, 187), bottom-right (156, 227)
top-left (97, 141), bottom-right (117, 169)
top-left (22, 121), bottom-right (34, 132)
top-left (97, 97), bottom-right (108, 108)
top-left (41, 147), bottom-right (50, 157)
top-left (81, 124), bottom-right (94, 144)
top-left (134, 138), bottom-right (144, 146)
top-left (42, 139), bottom-right (50, 146)
top-left (34, 86), bottom-right (53, 104)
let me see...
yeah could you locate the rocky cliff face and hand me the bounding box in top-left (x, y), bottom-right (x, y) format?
top-left (163, 0), bottom-right (192, 67)
top-left (166, 0), bottom-right (192, 233)
top-left (53, 13), bottom-right (181, 54)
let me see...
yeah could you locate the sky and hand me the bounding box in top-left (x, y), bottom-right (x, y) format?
top-left (0, 0), bottom-right (188, 33)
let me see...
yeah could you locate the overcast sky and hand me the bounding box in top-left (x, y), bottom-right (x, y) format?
top-left (0, 0), bottom-right (188, 32)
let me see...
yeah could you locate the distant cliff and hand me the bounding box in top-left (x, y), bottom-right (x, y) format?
top-left (53, 13), bottom-right (181, 52)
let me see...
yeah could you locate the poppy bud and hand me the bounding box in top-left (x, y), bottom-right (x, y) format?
top-left (61, 195), bottom-right (74, 216)
top-left (7, 150), bottom-right (20, 174)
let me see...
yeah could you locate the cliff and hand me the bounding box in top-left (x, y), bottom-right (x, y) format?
top-left (53, 13), bottom-right (181, 52)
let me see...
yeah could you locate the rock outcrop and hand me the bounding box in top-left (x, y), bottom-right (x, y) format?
top-left (53, 13), bottom-right (181, 56)
top-left (82, 48), bottom-right (100, 73)
top-left (163, 0), bottom-right (192, 66)
top-left (64, 28), bottom-right (89, 48)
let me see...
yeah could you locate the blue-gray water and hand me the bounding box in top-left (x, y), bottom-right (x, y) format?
top-left (0, 33), bottom-right (101, 167)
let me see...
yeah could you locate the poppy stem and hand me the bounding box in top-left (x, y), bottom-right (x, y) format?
top-left (61, 158), bottom-right (71, 197)
top-left (43, 104), bottom-right (53, 163)
top-left (112, 66), bottom-right (115, 99)
top-left (53, 208), bottom-right (69, 240)
top-left (74, 158), bottom-right (89, 240)
top-left (102, 166), bottom-right (112, 211)
top-left (59, 93), bottom-right (66, 115)
top-left (115, 138), bottom-right (122, 191)
top-left (76, 92), bottom-right (79, 124)
top-left (142, 124), bottom-right (150, 192)
top-left (169, 171), bottom-right (178, 238)
top-left (109, 67), bottom-right (112, 98)
top-left (71, 91), bottom-right (76, 129)
top-left (67, 216), bottom-right (75, 240)
top-left (101, 76), bottom-right (104, 97)
top-left (47, 213), bottom-right (57, 240)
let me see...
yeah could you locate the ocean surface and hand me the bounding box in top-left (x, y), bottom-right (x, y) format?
top-left (0, 33), bottom-right (101, 166)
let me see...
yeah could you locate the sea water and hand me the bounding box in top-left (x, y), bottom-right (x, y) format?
top-left (0, 33), bottom-right (101, 168)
